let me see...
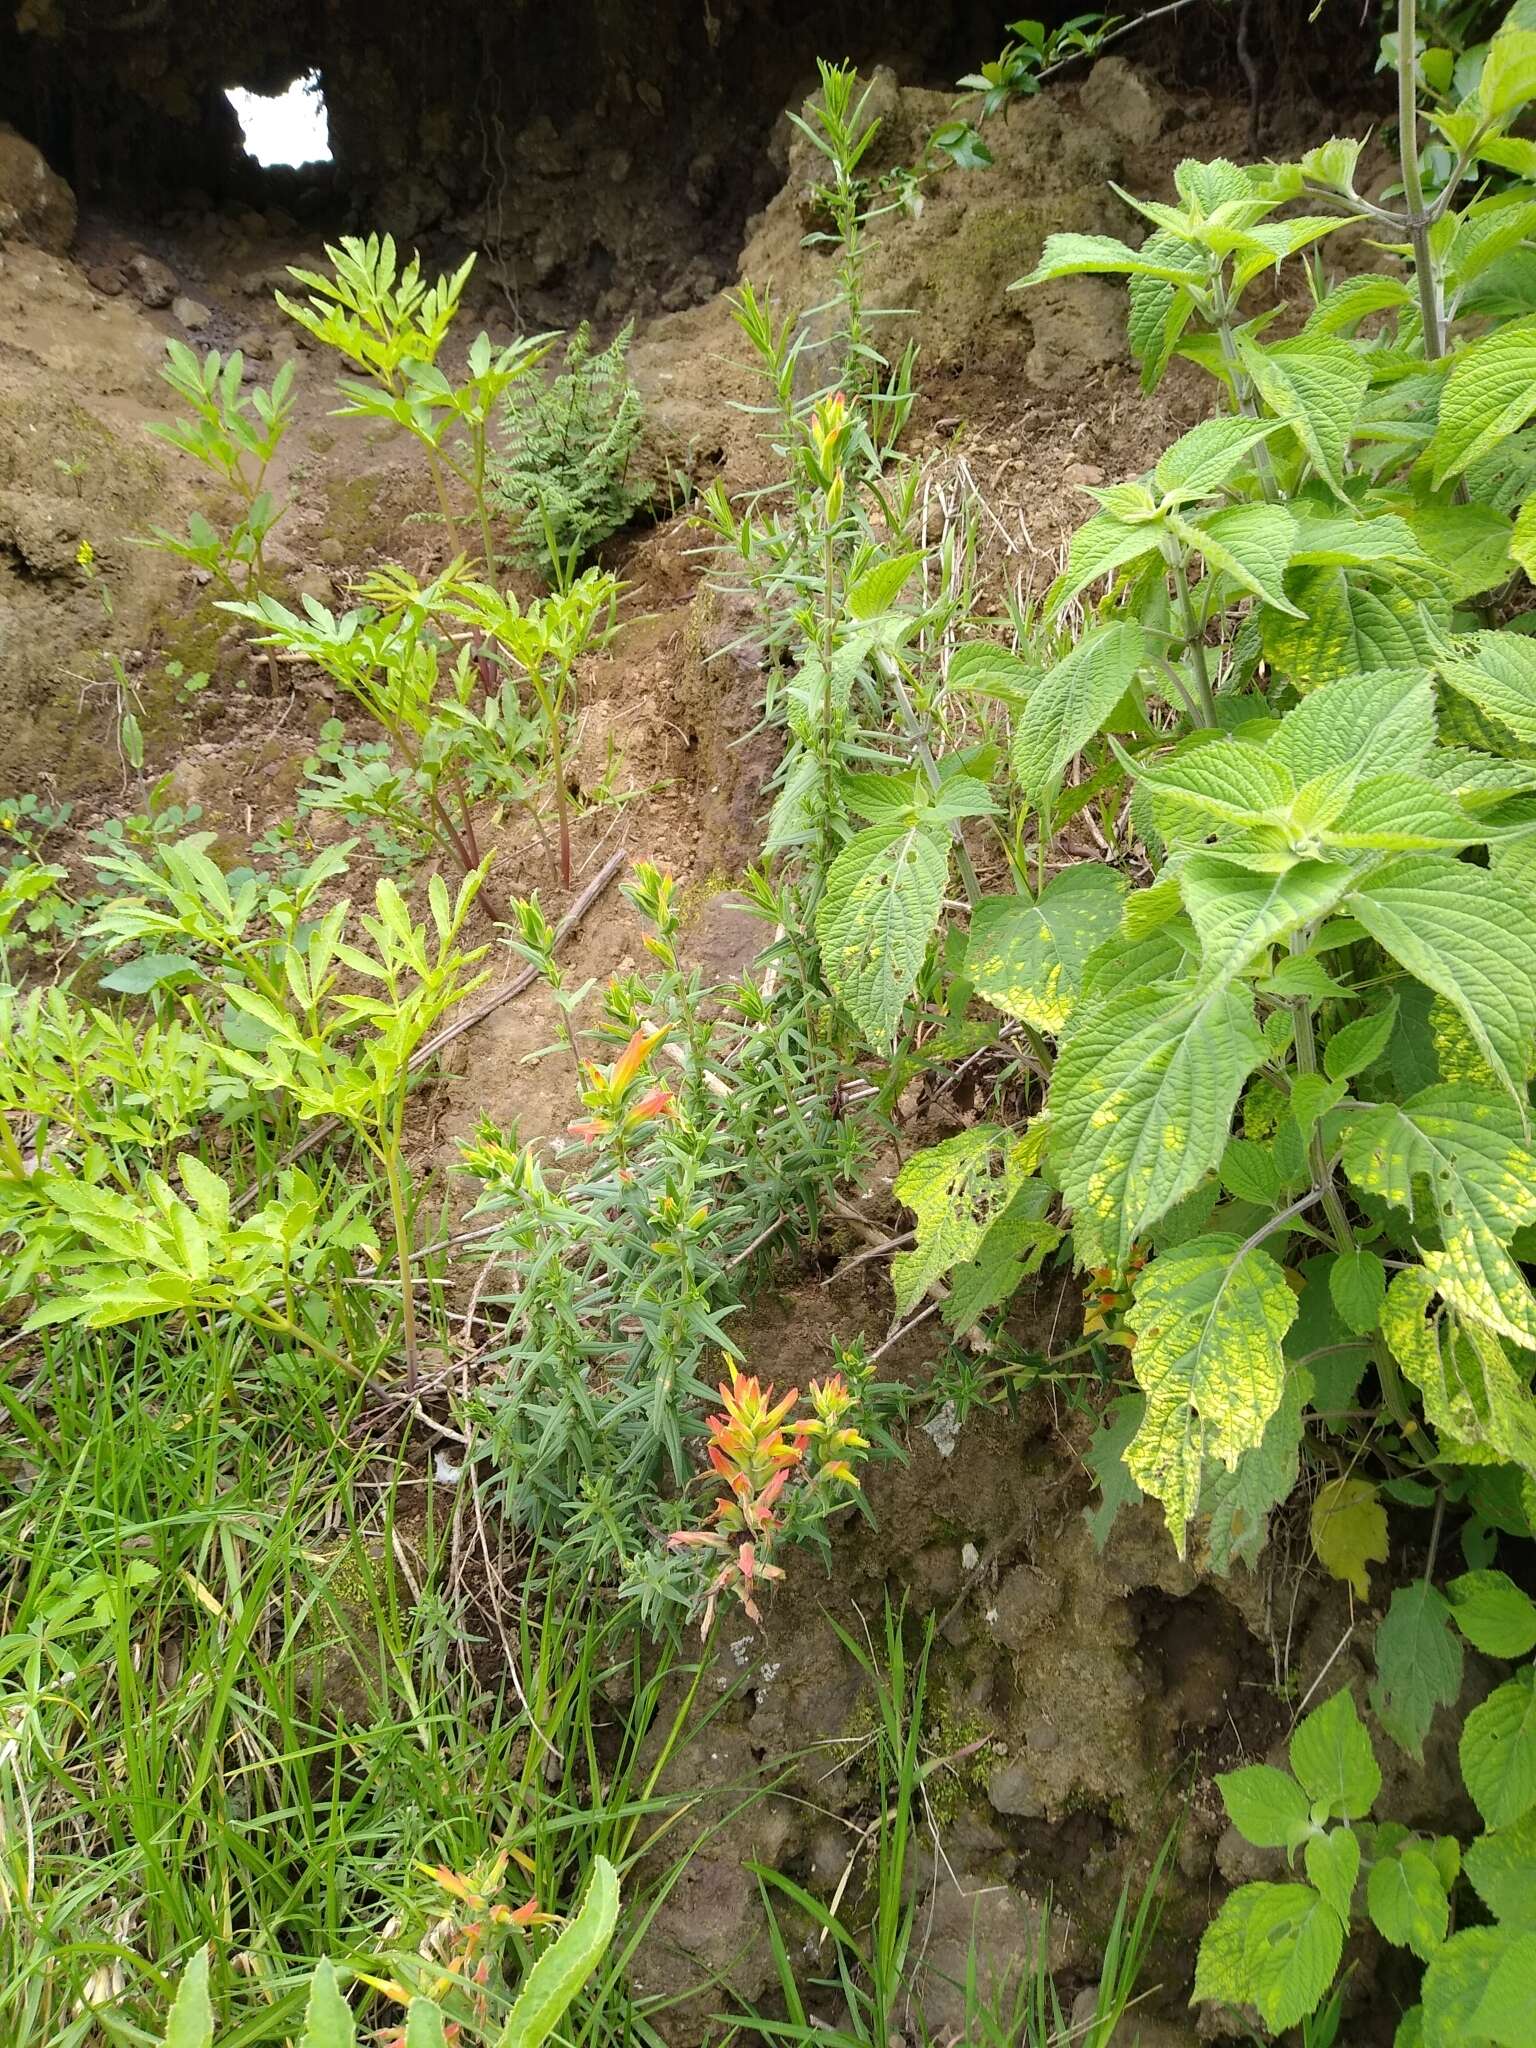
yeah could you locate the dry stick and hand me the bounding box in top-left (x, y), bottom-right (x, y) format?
top-left (239, 848), bottom-right (628, 1201)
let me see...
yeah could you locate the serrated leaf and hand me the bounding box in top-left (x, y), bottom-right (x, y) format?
top-left (1202, 1362), bottom-right (1308, 1572)
top-left (1263, 568), bottom-right (1444, 685)
top-left (162, 1950), bottom-right (214, 2048)
top-left (1382, 1266), bottom-right (1536, 1475)
top-left (1424, 1925), bottom-right (1536, 2043)
top-left (1181, 502), bottom-right (1303, 615)
top-left (1311, 1477), bottom-right (1389, 1601)
top-left (943, 1184), bottom-right (1060, 1332)
top-left (1325, 1000), bottom-right (1399, 1084)
top-left (1481, 24), bottom-right (1536, 120)
top-left (1307, 1828), bottom-right (1361, 1928)
top-left (815, 823), bottom-right (947, 1049)
top-left (846, 551), bottom-right (923, 620)
top-left (1015, 231), bottom-right (1208, 288)
top-left (1084, 1390), bottom-right (1146, 1548)
top-left (1155, 415), bottom-right (1283, 499)
top-left (1291, 1688), bottom-right (1382, 1820)
top-left (1180, 856), bottom-right (1357, 997)
top-left (1268, 669), bottom-right (1436, 784)
top-left (1348, 861), bottom-right (1536, 1111)
top-left (1239, 334), bottom-right (1370, 494)
top-left (1371, 1581), bottom-right (1463, 1763)
top-left (1368, 1846), bottom-right (1450, 1961)
top-left (1465, 1808), bottom-right (1536, 1927)
top-left (1319, 776), bottom-right (1482, 853)
top-left (1050, 985), bottom-right (1266, 1272)
top-left (1049, 512), bottom-right (1164, 612)
top-left (1342, 1086), bottom-right (1536, 1347)
top-left (965, 865), bottom-right (1124, 1033)
top-left (1447, 1569), bottom-right (1536, 1657)
top-left (1199, 1882), bottom-right (1344, 2032)
top-left (1441, 630), bottom-right (1536, 746)
top-left (1330, 1249), bottom-right (1387, 1335)
top-left (497, 1855), bottom-right (619, 2048)
top-left (1134, 736), bottom-right (1295, 826)
top-left (1219, 1763), bottom-right (1313, 1850)
top-left (891, 1127), bottom-right (1031, 1317)
top-left (1123, 1233), bottom-right (1296, 1550)
top-left (1470, 1926), bottom-right (1536, 2043)
top-left (1010, 621), bottom-right (1146, 808)
top-left (1430, 318), bottom-right (1536, 485)
top-left (1461, 1667), bottom-right (1536, 1829)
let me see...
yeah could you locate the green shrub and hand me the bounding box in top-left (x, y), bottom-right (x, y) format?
top-left (489, 322), bottom-right (648, 576)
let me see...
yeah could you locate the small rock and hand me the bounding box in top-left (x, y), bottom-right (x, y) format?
top-left (986, 1755), bottom-right (1045, 1818)
top-left (1062, 461), bottom-right (1104, 487)
top-left (291, 565), bottom-right (334, 610)
top-left (233, 329), bottom-right (270, 360)
top-left (316, 537), bottom-right (344, 568)
top-left (85, 262), bottom-right (124, 296)
top-left (126, 251), bottom-right (178, 308)
top-left (1025, 1720), bottom-right (1059, 1753)
top-left (172, 294), bottom-right (212, 331)
top-left (0, 125), bottom-right (77, 254)
top-left (1079, 56), bottom-right (1176, 148)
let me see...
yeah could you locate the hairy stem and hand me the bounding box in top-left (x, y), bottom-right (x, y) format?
top-left (1397, 0), bottom-right (1446, 359)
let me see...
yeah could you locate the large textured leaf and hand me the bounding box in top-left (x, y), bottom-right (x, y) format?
top-left (1343, 1086), bottom-right (1536, 1346)
top-left (1460, 1667), bottom-right (1536, 1830)
top-left (891, 1126), bottom-right (1033, 1317)
top-left (1370, 1581), bottom-right (1464, 1761)
top-left (1368, 1848), bottom-right (1451, 1961)
top-left (1050, 984), bottom-right (1266, 1272)
top-left (1465, 1807), bottom-right (1536, 1926)
top-left (1429, 317), bottom-right (1536, 485)
top-left (1268, 668), bottom-right (1436, 783)
top-left (1423, 1925), bottom-right (1536, 2044)
top-left (1318, 776), bottom-right (1483, 854)
top-left (1348, 860), bottom-right (1536, 1107)
top-left (1049, 512), bottom-right (1163, 612)
top-left (1010, 621), bottom-right (1146, 808)
top-left (1179, 857), bottom-right (1357, 996)
top-left (1134, 736), bottom-right (1295, 826)
top-left (1290, 1688), bottom-right (1382, 1820)
top-left (1195, 1882), bottom-right (1344, 2033)
top-left (1178, 503), bottom-right (1303, 615)
top-left (1447, 1568), bottom-right (1536, 1657)
top-left (965, 864), bottom-right (1125, 1032)
top-left (815, 823), bottom-right (947, 1049)
top-left (1155, 415), bottom-right (1283, 500)
top-left (1015, 231), bottom-right (1209, 288)
top-left (1381, 1266), bottom-right (1536, 1475)
top-left (1263, 568), bottom-right (1444, 684)
top-left (1127, 229), bottom-right (1200, 391)
top-left (1239, 334), bottom-right (1370, 494)
top-left (1440, 630), bottom-right (1536, 746)
top-left (1201, 1362), bottom-right (1308, 1573)
top-left (1124, 1233), bottom-right (1296, 1548)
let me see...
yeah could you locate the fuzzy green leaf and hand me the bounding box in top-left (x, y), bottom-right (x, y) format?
top-left (1239, 334), bottom-right (1370, 494)
top-left (1440, 630), bottom-right (1536, 746)
top-left (162, 1950), bottom-right (214, 2048)
top-left (1180, 857), bottom-right (1357, 997)
top-left (1195, 1882), bottom-right (1344, 2032)
top-left (1465, 1808), bottom-right (1536, 1928)
top-left (1307, 1828), bottom-right (1361, 1929)
top-left (1263, 569), bottom-right (1444, 685)
top-left (1330, 1249), bottom-right (1387, 1336)
top-left (1447, 1569), bottom-right (1536, 1658)
top-left (816, 823), bottom-right (947, 1049)
top-left (1461, 1667), bottom-right (1536, 1830)
top-left (1368, 1847), bottom-right (1451, 1961)
top-left (1123, 1233), bottom-right (1296, 1549)
top-left (1049, 512), bottom-right (1164, 612)
top-left (1180, 502), bottom-right (1303, 615)
top-left (1370, 1581), bottom-right (1464, 1762)
top-left (1268, 669), bottom-right (1436, 783)
top-left (1324, 1000), bottom-right (1399, 1084)
top-left (1219, 1764), bottom-right (1313, 1850)
top-left (1010, 621), bottom-right (1146, 808)
top-left (1015, 231), bottom-right (1208, 289)
top-left (497, 1856), bottom-right (619, 2048)
top-left (1291, 1689), bottom-right (1382, 1820)
top-left (1155, 415), bottom-right (1283, 499)
top-left (1430, 317), bottom-right (1536, 485)
top-left (1424, 1925), bottom-right (1536, 2043)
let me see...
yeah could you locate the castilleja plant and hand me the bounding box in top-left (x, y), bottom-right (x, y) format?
top-left (669, 1361), bottom-right (869, 1636)
top-left (566, 1023), bottom-right (676, 1165)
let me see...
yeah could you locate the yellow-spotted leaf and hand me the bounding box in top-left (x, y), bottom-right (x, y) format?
top-left (1381, 1266), bottom-right (1536, 1477)
top-left (964, 864), bottom-right (1125, 1032)
top-left (1124, 1233), bottom-right (1297, 1551)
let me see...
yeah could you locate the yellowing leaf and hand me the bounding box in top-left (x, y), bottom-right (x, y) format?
top-left (964, 865), bottom-right (1124, 1032)
top-left (1310, 1476), bottom-right (1388, 1598)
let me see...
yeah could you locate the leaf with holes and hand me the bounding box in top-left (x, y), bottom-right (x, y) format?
top-left (891, 1126), bottom-right (1034, 1317)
